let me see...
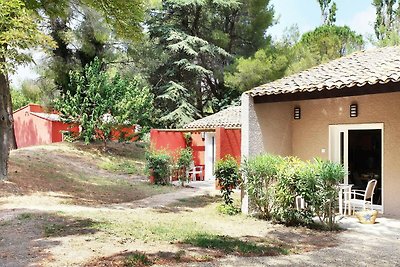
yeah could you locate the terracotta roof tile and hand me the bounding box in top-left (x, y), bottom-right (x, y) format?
top-left (249, 46), bottom-right (400, 97)
top-left (184, 106), bottom-right (241, 129)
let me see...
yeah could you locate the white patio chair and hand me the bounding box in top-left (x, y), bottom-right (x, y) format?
top-left (187, 161), bottom-right (203, 181)
top-left (348, 179), bottom-right (377, 214)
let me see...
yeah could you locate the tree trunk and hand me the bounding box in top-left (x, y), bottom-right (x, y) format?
top-left (6, 77), bottom-right (17, 150)
top-left (0, 57), bottom-right (11, 180)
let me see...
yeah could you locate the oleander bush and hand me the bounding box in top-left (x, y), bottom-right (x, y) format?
top-left (176, 147), bottom-right (193, 186)
top-left (215, 155), bottom-right (241, 206)
top-left (145, 149), bottom-right (172, 185)
top-left (244, 154), bottom-right (345, 229)
top-left (242, 154), bottom-right (284, 219)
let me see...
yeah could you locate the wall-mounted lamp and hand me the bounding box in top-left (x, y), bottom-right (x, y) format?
top-left (201, 132), bottom-right (205, 141)
top-left (350, 103), bottom-right (358, 118)
top-left (294, 107), bottom-right (301, 120)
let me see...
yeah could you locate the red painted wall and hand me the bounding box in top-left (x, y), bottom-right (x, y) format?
top-left (14, 104), bottom-right (135, 148)
top-left (215, 127), bottom-right (241, 163)
top-left (150, 130), bottom-right (205, 166)
top-left (110, 126), bottom-right (138, 142)
top-left (191, 132), bottom-right (205, 166)
top-left (52, 121), bottom-right (79, 143)
top-left (14, 106), bottom-right (55, 148)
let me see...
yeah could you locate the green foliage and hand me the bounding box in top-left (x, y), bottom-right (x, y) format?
top-left (147, 0), bottom-right (274, 127)
top-left (0, 0), bottom-right (55, 74)
top-left (225, 45), bottom-right (290, 91)
top-left (54, 58), bottom-right (154, 145)
top-left (183, 132), bottom-right (192, 147)
top-left (184, 233), bottom-right (287, 256)
top-left (311, 159), bottom-right (345, 230)
top-left (176, 147), bottom-right (193, 186)
top-left (217, 203), bottom-right (240, 216)
top-left (124, 252), bottom-right (153, 267)
top-left (80, 0), bottom-right (144, 41)
top-left (145, 149), bottom-right (172, 185)
top-left (370, 0), bottom-right (400, 46)
top-left (99, 160), bottom-right (138, 175)
top-left (214, 155), bottom-right (240, 205)
top-left (244, 154), bottom-right (345, 229)
top-left (226, 25), bottom-right (364, 91)
top-left (242, 154), bottom-right (284, 219)
top-left (274, 157), bottom-right (311, 225)
top-left (373, 0), bottom-right (399, 41)
top-left (10, 79), bottom-right (46, 110)
top-left (317, 0), bottom-right (337, 25)
top-left (300, 25), bottom-right (363, 61)
top-left (10, 89), bottom-right (30, 110)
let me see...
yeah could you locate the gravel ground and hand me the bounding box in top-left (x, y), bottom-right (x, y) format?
top-left (172, 214), bottom-right (400, 267)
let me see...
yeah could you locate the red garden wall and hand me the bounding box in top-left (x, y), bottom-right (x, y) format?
top-left (215, 127), bottom-right (241, 163)
top-left (150, 129), bottom-right (205, 166)
top-left (14, 104), bottom-right (135, 148)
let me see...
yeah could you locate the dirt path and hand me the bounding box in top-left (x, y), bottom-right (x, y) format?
top-left (2, 178), bottom-right (399, 267)
top-left (0, 182), bottom-right (216, 267)
top-left (174, 216), bottom-right (400, 267)
top-left (110, 181), bottom-right (217, 209)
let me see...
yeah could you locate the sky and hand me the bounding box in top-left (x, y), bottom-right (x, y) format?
top-left (10, 0), bottom-right (377, 87)
top-left (269, 0), bottom-right (376, 38)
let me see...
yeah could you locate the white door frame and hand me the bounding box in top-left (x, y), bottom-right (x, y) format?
top-left (329, 123), bottom-right (384, 212)
top-left (204, 132), bottom-right (216, 181)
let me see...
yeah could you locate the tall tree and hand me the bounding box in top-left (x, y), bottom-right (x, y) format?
top-left (147, 0), bottom-right (274, 127)
top-left (1, 0), bottom-right (145, 180)
top-left (372, 0), bottom-right (400, 45)
top-left (225, 25), bottom-right (364, 92)
top-left (55, 58), bottom-right (154, 147)
top-left (317, 0), bottom-right (337, 25)
top-left (0, 0), bottom-right (54, 179)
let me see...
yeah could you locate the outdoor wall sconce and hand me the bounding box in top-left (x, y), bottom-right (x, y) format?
top-left (294, 107), bottom-right (301, 120)
top-left (350, 103), bottom-right (358, 118)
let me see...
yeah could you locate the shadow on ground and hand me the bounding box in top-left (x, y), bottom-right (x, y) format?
top-left (1, 142), bottom-right (174, 206)
top-left (0, 209), bottom-right (100, 267)
top-left (85, 233), bottom-right (290, 266)
top-left (152, 194), bottom-right (221, 214)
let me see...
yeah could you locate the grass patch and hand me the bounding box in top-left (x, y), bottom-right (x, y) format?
top-left (124, 252), bottom-right (153, 266)
top-left (183, 234), bottom-right (288, 256)
top-left (99, 158), bottom-right (140, 175)
top-left (216, 203), bottom-right (241, 216)
top-left (43, 217), bottom-right (97, 237)
top-left (6, 143), bottom-right (175, 205)
top-left (173, 195), bottom-right (220, 209)
top-left (17, 212), bottom-right (34, 220)
top-left (94, 218), bottom-right (210, 243)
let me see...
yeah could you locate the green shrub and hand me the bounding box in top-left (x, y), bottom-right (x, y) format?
top-left (214, 155), bottom-right (240, 205)
top-left (176, 147), bottom-right (193, 186)
top-left (145, 149), bottom-right (172, 185)
top-left (124, 252), bottom-right (152, 266)
top-left (217, 203), bottom-right (240, 215)
top-left (242, 154), bottom-right (284, 219)
top-left (243, 154), bottom-right (345, 230)
top-left (311, 159), bottom-right (345, 230)
top-left (274, 157), bottom-right (312, 225)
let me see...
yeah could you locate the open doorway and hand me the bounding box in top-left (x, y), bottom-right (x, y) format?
top-left (348, 129), bottom-right (382, 205)
top-left (329, 123), bottom-right (384, 211)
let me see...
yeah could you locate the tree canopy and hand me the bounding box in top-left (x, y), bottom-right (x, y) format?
top-left (146, 0), bottom-right (275, 127)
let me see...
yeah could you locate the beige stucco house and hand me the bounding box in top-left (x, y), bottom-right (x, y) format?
top-left (241, 46), bottom-right (400, 216)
